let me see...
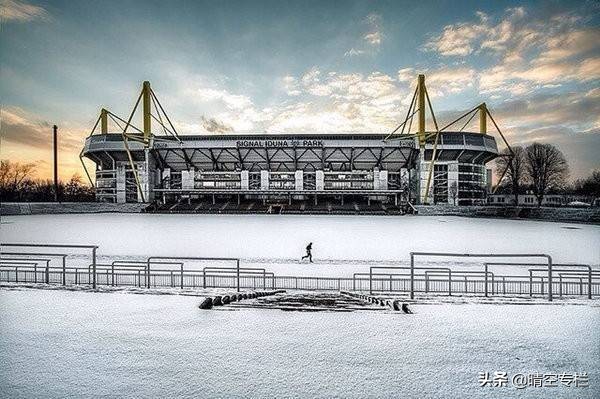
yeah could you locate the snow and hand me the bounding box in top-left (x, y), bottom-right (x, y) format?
top-left (2, 213), bottom-right (598, 263)
top-left (0, 288), bottom-right (598, 398)
top-left (2, 215), bottom-right (598, 396)
top-left (1, 214), bottom-right (599, 278)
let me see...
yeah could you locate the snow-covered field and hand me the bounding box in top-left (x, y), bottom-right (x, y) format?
top-left (0, 288), bottom-right (598, 398)
top-left (1, 214), bottom-right (599, 277)
top-left (1, 215), bottom-right (599, 397)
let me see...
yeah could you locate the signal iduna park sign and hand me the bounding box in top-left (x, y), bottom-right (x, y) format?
top-left (236, 139), bottom-right (323, 147)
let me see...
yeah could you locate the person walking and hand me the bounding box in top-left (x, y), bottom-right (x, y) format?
top-left (301, 242), bottom-right (313, 263)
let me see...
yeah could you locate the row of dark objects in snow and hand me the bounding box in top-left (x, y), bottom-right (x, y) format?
top-left (340, 291), bottom-right (413, 314)
top-left (199, 290), bottom-right (286, 309)
top-left (148, 200), bottom-right (408, 215)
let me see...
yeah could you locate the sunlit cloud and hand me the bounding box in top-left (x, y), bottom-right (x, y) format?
top-left (0, 0), bottom-right (49, 22)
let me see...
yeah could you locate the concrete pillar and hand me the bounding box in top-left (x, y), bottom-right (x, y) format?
top-left (295, 170), bottom-right (303, 191)
top-left (241, 170), bottom-right (249, 190)
top-left (181, 168), bottom-right (195, 190)
top-left (116, 163), bottom-right (126, 203)
top-left (447, 162), bottom-right (459, 205)
top-left (418, 153), bottom-right (431, 204)
top-left (142, 148), bottom-right (156, 202)
top-left (379, 170), bottom-right (388, 190)
top-left (260, 170), bottom-right (269, 190)
top-left (315, 170), bottom-right (324, 191)
top-left (137, 162), bottom-right (147, 203)
top-left (373, 169), bottom-right (380, 190)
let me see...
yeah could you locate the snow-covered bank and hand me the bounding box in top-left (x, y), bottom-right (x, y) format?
top-left (1, 214), bottom-right (599, 266)
top-left (0, 289), bottom-right (598, 398)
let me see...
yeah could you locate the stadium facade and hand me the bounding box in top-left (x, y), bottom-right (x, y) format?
top-left (81, 76), bottom-right (505, 212)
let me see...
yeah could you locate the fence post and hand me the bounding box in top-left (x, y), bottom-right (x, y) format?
top-left (146, 260), bottom-right (151, 289)
top-left (409, 253), bottom-right (414, 299)
top-left (547, 256), bottom-right (553, 302)
top-left (111, 264), bottom-right (115, 287)
top-left (579, 278), bottom-right (583, 296)
top-left (448, 270), bottom-right (452, 296)
top-left (92, 247), bottom-right (97, 289)
top-left (62, 257), bottom-right (66, 285)
top-left (15, 267), bottom-right (18, 283)
top-left (559, 275), bottom-right (563, 298)
top-left (34, 263), bottom-right (38, 283)
top-left (464, 276), bottom-right (468, 293)
top-left (75, 269), bottom-right (79, 285)
top-left (236, 259), bottom-right (240, 293)
top-left (369, 267), bottom-right (373, 295)
top-left (181, 265), bottom-right (184, 289)
top-left (425, 272), bottom-right (429, 293)
top-left (588, 269), bottom-right (592, 300)
top-left (502, 276), bottom-right (506, 295)
top-left (540, 277), bottom-right (544, 296)
top-left (45, 263), bottom-right (49, 284)
top-left (203, 270), bottom-right (206, 289)
top-left (529, 271), bottom-right (533, 297)
top-left (484, 265), bottom-right (488, 297)
top-left (170, 271), bottom-right (174, 287)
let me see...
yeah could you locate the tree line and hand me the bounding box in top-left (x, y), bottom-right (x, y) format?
top-left (0, 160), bottom-right (94, 202)
top-left (496, 142), bottom-right (599, 205)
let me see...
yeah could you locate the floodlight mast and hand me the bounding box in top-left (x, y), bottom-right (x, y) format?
top-left (386, 75), bottom-right (514, 203)
top-left (81, 81), bottom-right (181, 201)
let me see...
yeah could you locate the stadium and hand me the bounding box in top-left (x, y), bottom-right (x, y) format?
top-left (81, 75), bottom-right (505, 213)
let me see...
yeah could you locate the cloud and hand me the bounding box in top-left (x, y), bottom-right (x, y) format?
top-left (0, 0), bottom-right (49, 22)
top-left (396, 67), bottom-right (476, 96)
top-left (537, 29), bottom-right (600, 63)
top-left (0, 106), bottom-right (91, 180)
top-left (266, 69), bottom-right (414, 133)
top-left (282, 75), bottom-right (301, 96)
top-left (492, 92), bottom-right (600, 132)
top-left (200, 116), bottom-right (233, 134)
top-left (425, 11), bottom-right (489, 56)
top-left (343, 13), bottom-right (383, 57)
top-left (425, 7), bottom-right (600, 96)
top-left (1, 107), bottom-right (83, 152)
top-left (344, 48), bottom-right (365, 57)
top-left (191, 87), bottom-right (253, 110)
top-left (363, 13), bottom-right (383, 46)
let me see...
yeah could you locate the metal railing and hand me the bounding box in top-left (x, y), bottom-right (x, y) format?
top-left (1, 244), bottom-right (598, 300)
top-left (409, 252), bottom-right (553, 301)
top-left (1, 243), bottom-right (98, 287)
top-left (147, 256), bottom-right (241, 291)
top-left (2, 262), bottom-right (599, 298)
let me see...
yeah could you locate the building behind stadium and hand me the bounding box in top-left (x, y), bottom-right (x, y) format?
top-left (81, 75), bottom-right (508, 213)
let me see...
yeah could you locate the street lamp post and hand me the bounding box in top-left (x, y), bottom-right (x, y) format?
top-left (53, 125), bottom-right (59, 202)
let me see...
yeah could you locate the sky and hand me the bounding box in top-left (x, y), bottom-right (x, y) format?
top-left (1, 0), bottom-right (599, 182)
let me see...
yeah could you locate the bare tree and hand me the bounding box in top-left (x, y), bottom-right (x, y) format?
top-left (0, 160), bottom-right (37, 201)
top-left (525, 143), bottom-right (569, 206)
top-left (495, 146), bottom-right (527, 205)
top-left (572, 169), bottom-right (600, 197)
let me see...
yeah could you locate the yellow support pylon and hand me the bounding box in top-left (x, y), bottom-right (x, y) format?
top-left (417, 74), bottom-right (426, 147)
top-left (100, 108), bottom-right (108, 134)
top-left (479, 103), bottom-right (487, 134)
top-left (143, 81), bottom-right (152, 142)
